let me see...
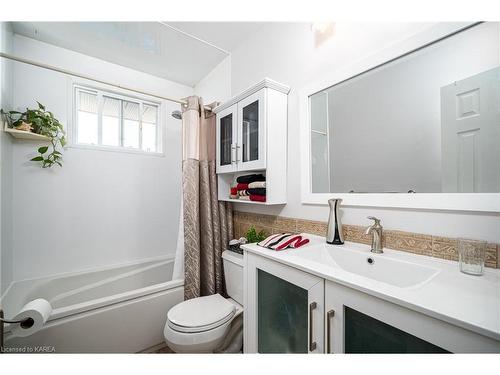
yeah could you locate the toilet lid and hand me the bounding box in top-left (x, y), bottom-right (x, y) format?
top-left (167, 294), bottom-right (236, 333)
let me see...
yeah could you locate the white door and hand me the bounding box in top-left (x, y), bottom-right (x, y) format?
top-left (244, 253), bottom-right (324, 353)
top-left (216, 104), bottom-right (238, 173)
top-left (237, 89), bottom-right (267, 171)
top-left (441, 67), bottom-right (500, 192)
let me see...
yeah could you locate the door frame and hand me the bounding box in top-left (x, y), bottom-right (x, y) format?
top-left (244, 252), bottom-right (324, 353)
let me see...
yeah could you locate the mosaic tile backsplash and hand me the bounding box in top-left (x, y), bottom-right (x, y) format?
top-left (233, 211), bottom-right (500, 269)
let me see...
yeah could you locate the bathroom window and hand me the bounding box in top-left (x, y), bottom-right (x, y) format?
top-left (74, 86), bottom-right (161, 154)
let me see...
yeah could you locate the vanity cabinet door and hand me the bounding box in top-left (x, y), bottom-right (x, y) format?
top-left (245, 253), bottom-right (324, 353)
top-left (325, 280), bottom-right (448, 354)
top-left (236, 89), bottom-right (266, 171)
top-left (343, 306), bottom-right (448, 353)
top-left (325, 280), bottom-right (500, 354)
top-left (216, 104), bottom-right (238, 173)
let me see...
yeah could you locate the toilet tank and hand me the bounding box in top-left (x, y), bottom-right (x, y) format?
top-left (222, 250), bottom-right (244, 306)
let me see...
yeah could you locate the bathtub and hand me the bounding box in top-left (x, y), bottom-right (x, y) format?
top-left (1, 256), bottom-right (183, 353)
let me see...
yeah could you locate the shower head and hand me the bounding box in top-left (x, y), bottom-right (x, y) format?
top-left (171, 110), bottom-right (182, 120)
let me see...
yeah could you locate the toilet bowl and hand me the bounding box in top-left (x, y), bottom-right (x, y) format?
top-left (164, 250), bottom-right (244, 353)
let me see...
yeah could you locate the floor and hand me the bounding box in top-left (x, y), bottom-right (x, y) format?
top-left (139, 343), bottom-right (174, 354)
top-left (153, 345), bottom-right (174, 354)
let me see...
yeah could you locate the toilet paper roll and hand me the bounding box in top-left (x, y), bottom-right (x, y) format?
top-left (10, 298), bottom-right (53, 337)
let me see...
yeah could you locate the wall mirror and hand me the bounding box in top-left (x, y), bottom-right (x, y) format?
top-left (300, 22), bottom-right (500, 212)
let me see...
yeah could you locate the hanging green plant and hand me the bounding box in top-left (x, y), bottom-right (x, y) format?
top-left (1, 102), bottom-right (66, 168)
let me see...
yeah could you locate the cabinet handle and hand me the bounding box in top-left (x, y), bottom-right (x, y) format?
top-left (309, 302), bottom-right (317, 352)
top-left (326, 309), bottom-right (335, 354)
top-left (235, 143), bottom-right (241, 163)
top-left (231, 144), bottom-right (236, 164)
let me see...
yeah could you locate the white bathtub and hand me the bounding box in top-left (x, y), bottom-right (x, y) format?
top-left (2, 256), bottom-right (183, 353)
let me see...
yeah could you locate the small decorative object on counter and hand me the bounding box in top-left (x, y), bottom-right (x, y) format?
top-left (458, 238), bottom-right (487, 276)
top-left (229, 239), bottom-right (243, 254)
top-left (245, 226), bottom-right (267, 244)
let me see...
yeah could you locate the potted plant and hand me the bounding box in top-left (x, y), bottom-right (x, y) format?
top-left (245, 226), bottom-right (268, 243)
top-left (1, 102), bottom-right (66, 168)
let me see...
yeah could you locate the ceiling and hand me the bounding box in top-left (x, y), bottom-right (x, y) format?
top-left (165, 22), bottom-right (265, 52)
top-left (11, 22), bottom-right (266, 87)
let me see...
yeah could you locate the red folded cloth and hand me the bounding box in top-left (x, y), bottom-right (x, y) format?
top-left (230, 187), bottom-right (237, 195)
top-left (250, 195), bottom-right (266, 202)
top-left (257, 233), bottom-right (310, 250)
top-left (237, 183), bottom-right (249, 191)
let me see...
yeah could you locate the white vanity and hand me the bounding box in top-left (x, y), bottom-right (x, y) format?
top-left (242, 235), bottom-right (500, 353)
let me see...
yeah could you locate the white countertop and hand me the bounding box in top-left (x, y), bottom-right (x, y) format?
top-left (242, 234), bottom-right (500, 341)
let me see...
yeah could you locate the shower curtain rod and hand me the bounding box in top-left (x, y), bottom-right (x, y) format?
top-left (0, 52), bottom-right (213, 111)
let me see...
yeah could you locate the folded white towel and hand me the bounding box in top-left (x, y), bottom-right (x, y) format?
top-left (248, 181), bottom-right (266, 189)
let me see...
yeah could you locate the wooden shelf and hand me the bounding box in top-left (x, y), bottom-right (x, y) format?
top-left (4, 125), bottom-right (51, 141)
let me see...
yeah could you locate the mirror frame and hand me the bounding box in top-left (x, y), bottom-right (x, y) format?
top-left (299, 22), bottom-right (500, 212)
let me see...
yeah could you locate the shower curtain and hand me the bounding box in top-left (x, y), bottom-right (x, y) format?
top-left (180, 96), bottom-right (233, 300)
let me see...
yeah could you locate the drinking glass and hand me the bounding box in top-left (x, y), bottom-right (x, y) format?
top-left (458, 238), bottom-right (487, 276)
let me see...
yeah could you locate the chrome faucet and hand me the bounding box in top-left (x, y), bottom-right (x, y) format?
top-left (365, 216), bottom-right (383, 253)
top-left (326, 198), bottom-right (344, 245)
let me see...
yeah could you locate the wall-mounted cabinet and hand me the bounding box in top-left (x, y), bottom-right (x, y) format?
top-left (214, 78), bottom-right (290, 205)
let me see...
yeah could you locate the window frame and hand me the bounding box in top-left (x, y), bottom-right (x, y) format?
top-left (70, 82), bottom-right (165, 156)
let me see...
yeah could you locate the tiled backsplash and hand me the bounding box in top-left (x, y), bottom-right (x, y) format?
top-left (233, 211), bottom-right (500, 269)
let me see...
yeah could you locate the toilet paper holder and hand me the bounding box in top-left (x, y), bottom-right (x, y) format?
top-left (0, 309), bottom-right (33, 353)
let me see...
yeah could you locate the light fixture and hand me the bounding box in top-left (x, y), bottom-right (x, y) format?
top-left (311, 22), bottom-right (334, 34)
top-left (311, 22), bottom-right (336, 47)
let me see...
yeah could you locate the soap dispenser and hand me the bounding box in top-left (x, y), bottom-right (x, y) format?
top-left (326, 198), bottom-right (344, 245)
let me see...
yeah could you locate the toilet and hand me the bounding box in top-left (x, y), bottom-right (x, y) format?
top-left (163, 250), bottom-right (244, 353)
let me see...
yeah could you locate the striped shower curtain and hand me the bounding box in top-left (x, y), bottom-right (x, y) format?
top-left (181, 96), bottom-right (233, 300)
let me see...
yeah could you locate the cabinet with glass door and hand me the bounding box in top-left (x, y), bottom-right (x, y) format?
top-left (244, 252), bottom-right (324, 353)
top-left (214, 79), bottom-right (290, 205)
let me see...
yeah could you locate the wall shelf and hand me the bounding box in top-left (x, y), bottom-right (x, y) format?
top-left (219, 197), bottom-right (286, 205)
top-left (4, 125), bottom-right (51, 141)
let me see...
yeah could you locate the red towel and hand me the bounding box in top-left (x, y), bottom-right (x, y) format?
top-left (237, 183), bottom-right (249, 191)
top-left (230, 187), bottom-right (237, 195)
top-left (257, 233), bottom-right (310, 250)
top-left (250, 195), bottom-right (266, 202)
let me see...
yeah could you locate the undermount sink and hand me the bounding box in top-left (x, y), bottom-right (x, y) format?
top-left (292, 243), bottom-right (440, 288)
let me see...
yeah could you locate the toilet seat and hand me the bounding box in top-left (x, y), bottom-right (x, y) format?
top-left (167, 294), bottom-right (236, 333)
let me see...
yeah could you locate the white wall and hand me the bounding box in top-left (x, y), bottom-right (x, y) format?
top-left (194, 55), bottom-right (231, 104)
top-left (0, 22), bottom-right (14, 296)
top-left (7, 35), bottom-right (192, 282)
top-left (222, 22), bottom-right (500, 243)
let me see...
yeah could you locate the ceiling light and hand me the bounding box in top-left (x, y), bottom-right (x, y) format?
top-left (311, 22), bottom-right (334, 34)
